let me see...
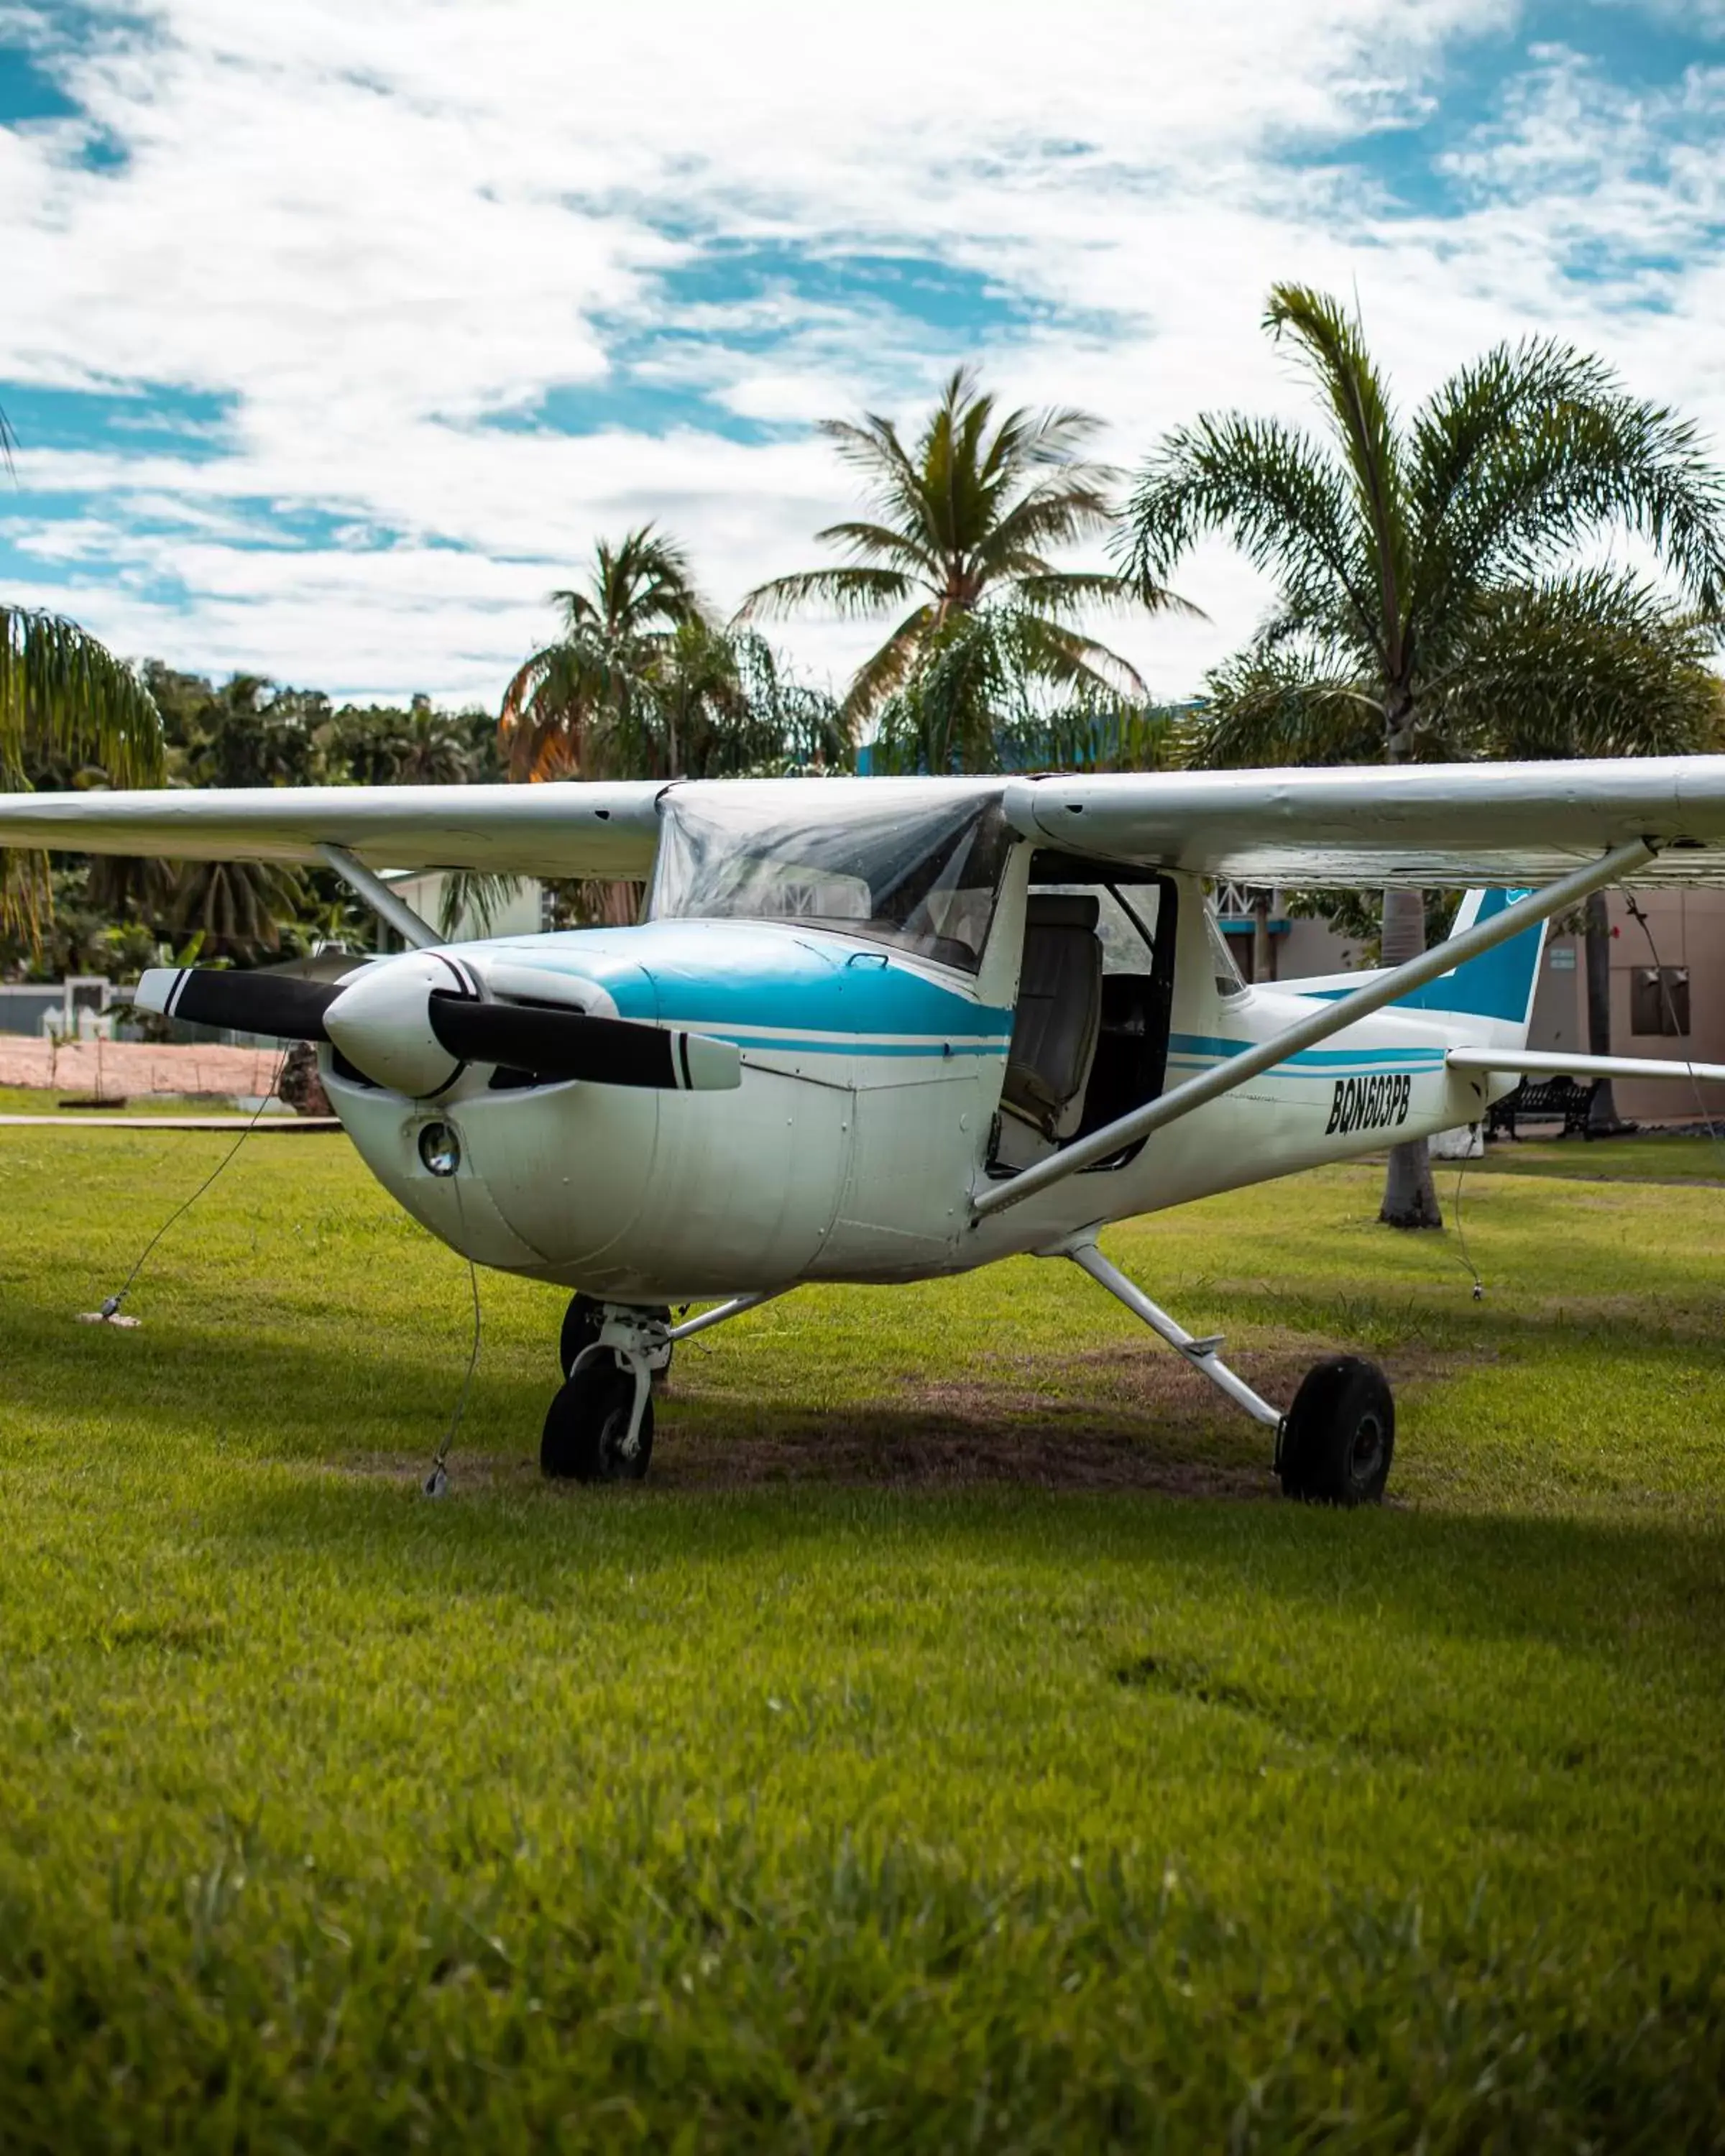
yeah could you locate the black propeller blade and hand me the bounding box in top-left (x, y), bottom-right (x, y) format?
top-left (427, 992), bottom-right (738, 1090)
top-left (138, 963), bottom-right (742, 1092)
top-left (135, 966), bottom-right (344, 1041)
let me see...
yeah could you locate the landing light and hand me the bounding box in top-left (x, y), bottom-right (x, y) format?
top-left (418, 1121), bottom-right (461, 1177)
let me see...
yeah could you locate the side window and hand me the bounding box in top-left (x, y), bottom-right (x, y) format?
top-left (1631, 965), bottom-right (1690, 1036)
top-left (1206, 905), bottom-right (1248, 998)
top-left (1034, 883), bottom-right (1159, 972)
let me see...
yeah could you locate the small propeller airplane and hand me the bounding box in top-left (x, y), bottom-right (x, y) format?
top-left (8, 757), bottom-right (1725, 1503)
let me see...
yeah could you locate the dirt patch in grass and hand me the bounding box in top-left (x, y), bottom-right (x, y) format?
top-left (330, 1338), bottom-right (1479, 1499)
top-left (651, 1339), bottom-right (1473, 1496)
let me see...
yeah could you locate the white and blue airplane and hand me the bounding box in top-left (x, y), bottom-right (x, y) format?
top-left (8, 758), bottom-right (1725, 1503)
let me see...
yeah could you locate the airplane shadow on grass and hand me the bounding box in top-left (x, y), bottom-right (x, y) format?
top-left (9, 1301), bottom-right (1725, 1676)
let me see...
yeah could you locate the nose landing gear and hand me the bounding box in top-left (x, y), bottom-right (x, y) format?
top-left (541, 1289), bottom-right (783, 1488)
top-left (542, 1301), bottom-right (672, 1483)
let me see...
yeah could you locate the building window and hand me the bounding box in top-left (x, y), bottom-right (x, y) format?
top-left (1630, 966), bottom-right (1690, 1037)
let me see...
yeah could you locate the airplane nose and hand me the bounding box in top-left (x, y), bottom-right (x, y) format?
top-left (323, 951), bottom-right (481, 1097)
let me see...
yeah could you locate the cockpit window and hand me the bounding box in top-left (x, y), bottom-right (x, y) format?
top-left (1206, 903), bottom-right (1248, 997)
top-left (650, 786), bottom-right (1014, 975)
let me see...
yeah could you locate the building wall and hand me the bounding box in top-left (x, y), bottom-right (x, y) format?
top-left (387, 872), bottom-right (544, 944)
top-left (1530, 888), bottom-right (1725, 1121)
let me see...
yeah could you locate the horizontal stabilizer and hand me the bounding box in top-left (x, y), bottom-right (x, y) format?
top-left (1448, 1049), bottom-right (1725, 1085)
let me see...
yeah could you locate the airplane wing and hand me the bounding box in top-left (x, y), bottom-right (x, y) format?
top-left (8, 755), bottom-right (1725, 888)
top-left (0, 780), bottom-right (663, 880)
top-left (1000, 757), bottom-right (1725, 885)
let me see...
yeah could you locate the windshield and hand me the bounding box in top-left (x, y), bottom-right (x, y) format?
top-left (650, 787), bottom-right (1013, 974)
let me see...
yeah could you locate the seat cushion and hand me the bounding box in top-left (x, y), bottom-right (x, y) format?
top-left (1002, 895), bottom-right (1103, 1138)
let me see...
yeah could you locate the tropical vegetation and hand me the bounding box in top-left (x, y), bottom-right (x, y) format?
top-left (1, 417), bottom-right (165, 937)
top-left (500, 526), bottom-right (845, 786)
top-left (740, 366), bottom-right (1190, 732)
top-left (0, 671), bottom-right (505, 975)
top-left (1124, 285), bottom-right (1725, 1224)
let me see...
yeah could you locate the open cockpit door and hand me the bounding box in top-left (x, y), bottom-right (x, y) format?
top-left (988, 856), bottom-right (1178, 1176)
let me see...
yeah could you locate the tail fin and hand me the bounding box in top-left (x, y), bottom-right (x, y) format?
top-left (1394, 888), bottom-right (1545, 1032)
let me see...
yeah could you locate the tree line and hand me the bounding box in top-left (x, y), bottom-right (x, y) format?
top-left (5, 282), bottom-right (1725, 1221)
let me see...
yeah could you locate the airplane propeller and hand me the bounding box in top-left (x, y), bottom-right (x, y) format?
top-left (134, 959), bottom-right (742, 1097)
top-left (142, 964), bottom-right (345, 1041)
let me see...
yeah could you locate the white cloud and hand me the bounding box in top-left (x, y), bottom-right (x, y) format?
top-left (2, 0), bottom-right (1723, 706)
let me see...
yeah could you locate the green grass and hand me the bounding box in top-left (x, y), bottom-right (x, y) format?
top-left (0, 1084), bottom-right (262, 1118)
top-left (1471, 1131), bottom-right (1725, 1181)
top-left (3, 1125), bottom-right (1724, 2151)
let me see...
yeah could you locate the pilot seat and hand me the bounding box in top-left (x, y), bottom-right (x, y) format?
top-left (995, 892), bottom-right (1103, 1166)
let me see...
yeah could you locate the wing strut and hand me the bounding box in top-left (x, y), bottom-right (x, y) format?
top-left (318, 843), bottom-right (439, 951)
top-left (972, 838), bottom-right (1656, 1222)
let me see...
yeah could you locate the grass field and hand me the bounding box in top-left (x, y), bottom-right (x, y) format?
top-left (3, 1124), bottom-right (1724, 2151)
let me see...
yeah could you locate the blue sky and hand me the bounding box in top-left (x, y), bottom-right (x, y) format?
top-left (3, 0), bottom-right (1724, 704)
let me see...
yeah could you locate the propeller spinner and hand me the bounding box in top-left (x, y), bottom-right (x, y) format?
top-left (134, 957), bottom-right (742, 1099)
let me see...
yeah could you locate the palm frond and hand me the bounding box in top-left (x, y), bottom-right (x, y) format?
top-left (809, 520), bottom-right (942, 581)
top-left (1432, 571), bottom-right (1724, 759)
top-left (1187, 643), bottom-right (1382, 770)
top-left (1265, 284), bottom-right (1413, 663)
top-left (737, 566), bottom-right (917, 623)
top-left (1013, 568), bottom-right (1202, 623)
top-left (437, 870), bottom-right (523, 940)
top-left (839, 603), bottom-right (936, 722)
top-left (1000, 611), bottom-right (1148, 699)
top-left (1, 607), bottom-right (163, 786)
top-left (972, 479), bottom-right (1121, 569)
top-left (1124, 415), bottom-right (1382, 660)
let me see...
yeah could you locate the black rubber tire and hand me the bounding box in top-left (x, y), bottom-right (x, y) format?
top-left (559, 1296), bottom-right (674, 1388)
top-left (558, 1294), bottom-right (604, 1379)
top-left (1277, 1355), bottom-right (1394, 1506)
top-left (540, 1355), bottom-right (655, 1483)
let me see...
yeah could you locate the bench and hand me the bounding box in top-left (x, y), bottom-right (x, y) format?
top-left (1486, 1075), bottom-right (1598, 1141)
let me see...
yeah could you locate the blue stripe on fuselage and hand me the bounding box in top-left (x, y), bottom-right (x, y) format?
top-left (468, 917), bottom-right (1015, 1042)
top-left (1168, 1033), bottom-right (1446, 1074)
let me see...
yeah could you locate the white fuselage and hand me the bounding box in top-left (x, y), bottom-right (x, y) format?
top-left (323, 849), bottom-right (1517, 1304)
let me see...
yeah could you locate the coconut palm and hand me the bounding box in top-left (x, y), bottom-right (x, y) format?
top-left (741, 367), bottom-right (1191, 730)
top-left (1125, 285), bottom-right (1725, 1226)
top-left (498, 526), bottom-right (702, 782)
top-left (870, 602), bottom-right (1182, 776)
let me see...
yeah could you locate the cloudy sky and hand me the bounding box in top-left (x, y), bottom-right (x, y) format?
top-left (3, 1), bottom-right (1723, 711)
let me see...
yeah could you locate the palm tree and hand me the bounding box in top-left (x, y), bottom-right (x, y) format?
top-left (499, 527), bottom-right (702, 782)
top-left (1, 404), bottom-right (162, 936)
top-left (625, 619), bottom-right (847, 782)
top-left (390, 696), bottom-right (479, 786)
top-left (870, 602), bottom-right (1181, 776)
top-left (741, 367), bottom-right (1191, 730)
top-left (168, 857), bottom-right (305, 962)
top-left (1125, 285), bottom-right (1725, 1226)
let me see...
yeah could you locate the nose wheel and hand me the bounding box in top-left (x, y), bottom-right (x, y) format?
top-left (541, 1355), bottom-right (656, 1483)
top-left (543, 1300), bottom-right (672, 1483)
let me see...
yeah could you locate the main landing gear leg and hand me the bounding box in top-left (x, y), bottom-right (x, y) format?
top-left (1055, 1235), bottom-right (1394, 1506)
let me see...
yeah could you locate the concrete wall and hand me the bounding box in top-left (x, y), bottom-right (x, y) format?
top-left (1529, 888), bottom-right (1725, 1120)
top-left (387, 872), bottom-right (543, 943)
